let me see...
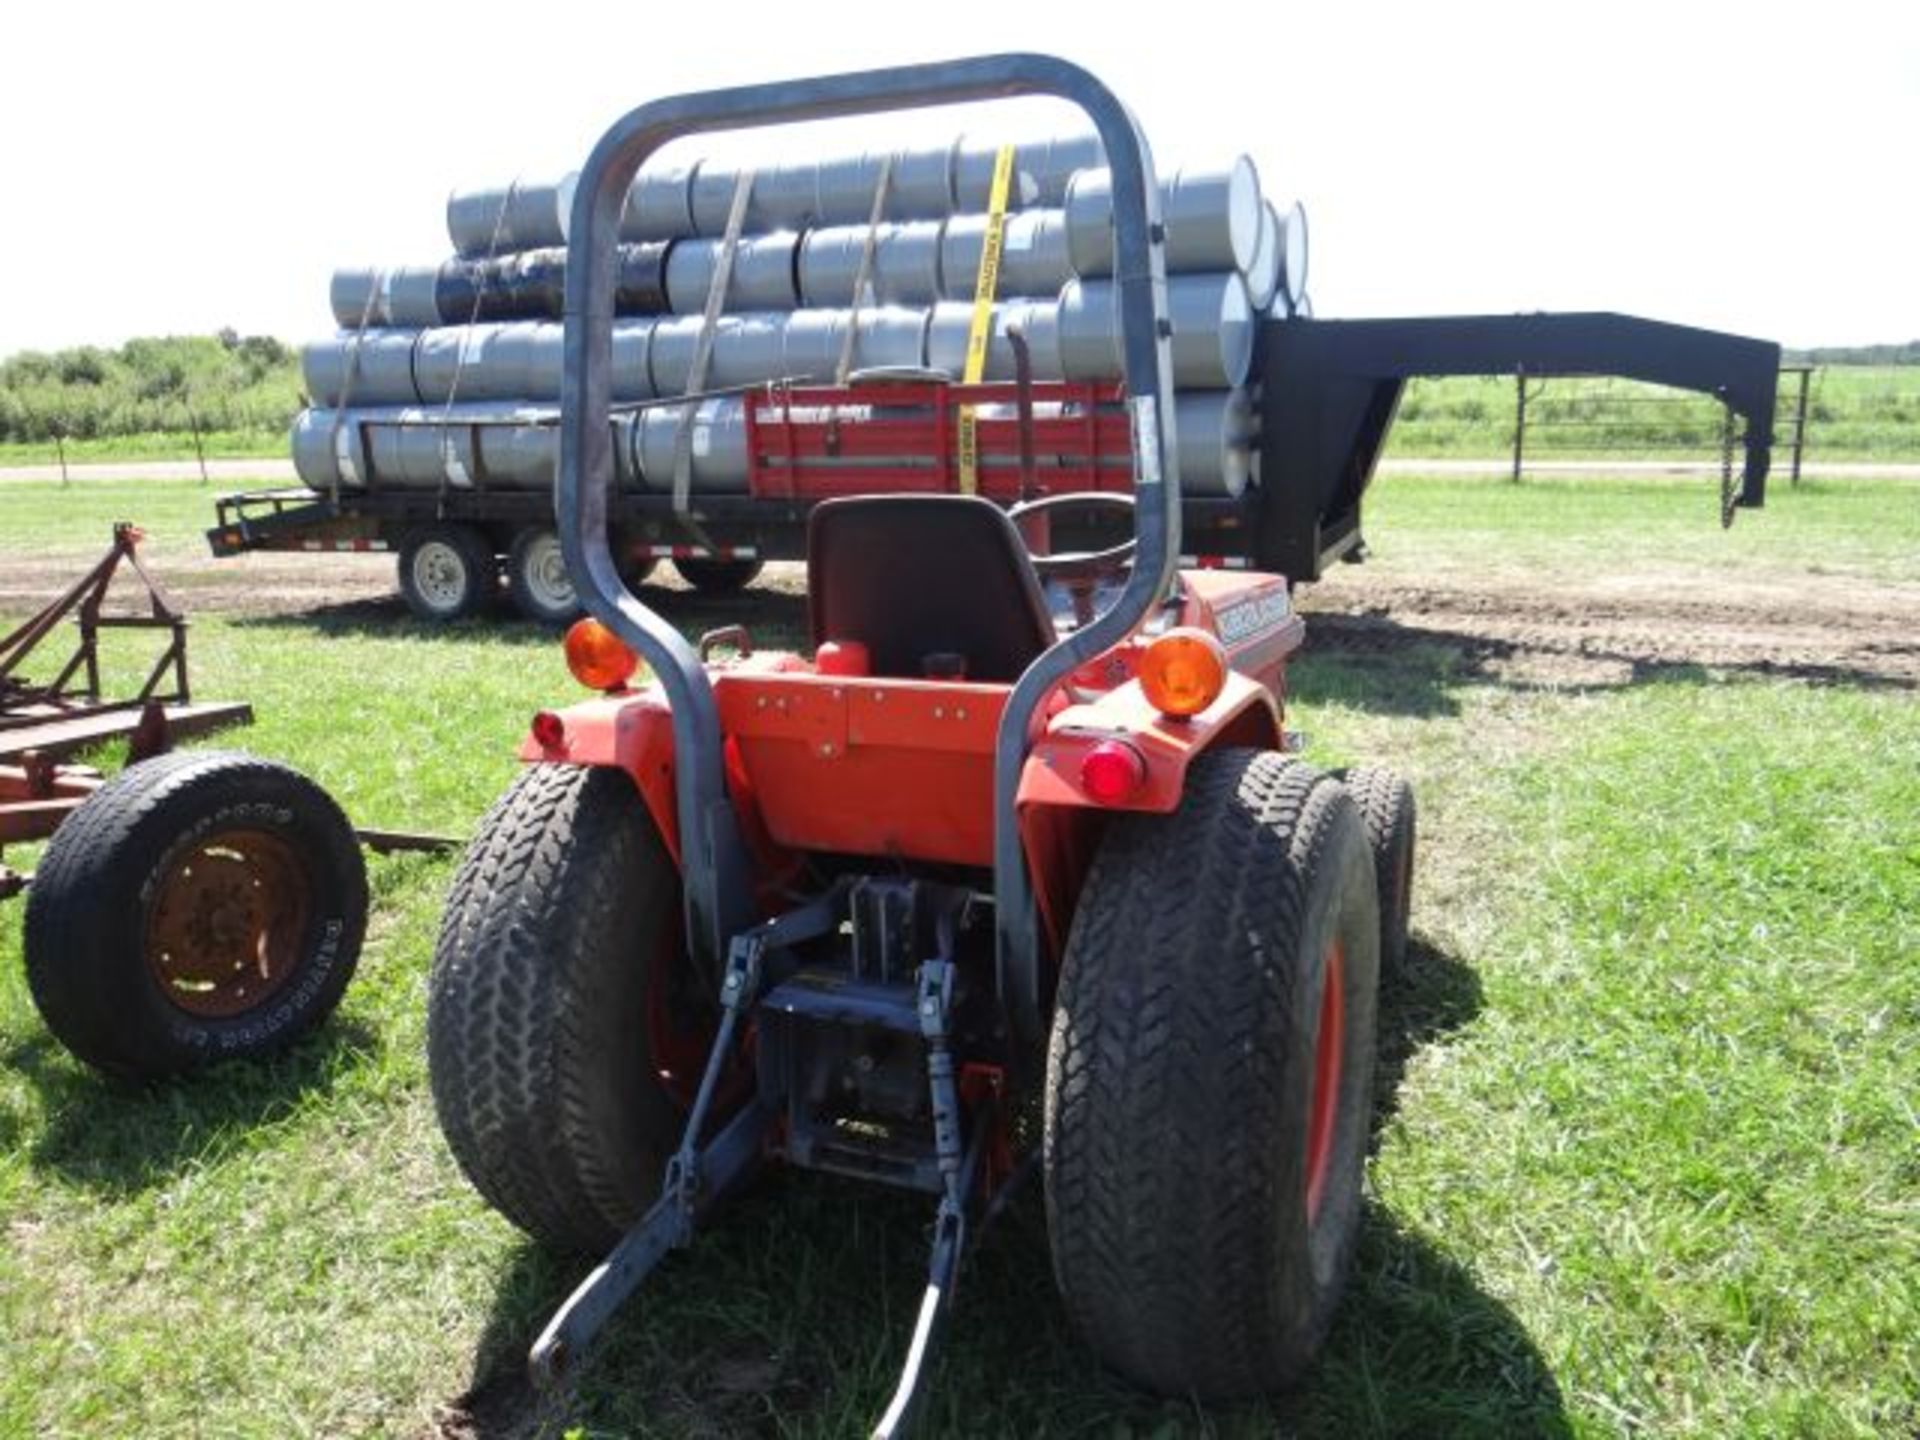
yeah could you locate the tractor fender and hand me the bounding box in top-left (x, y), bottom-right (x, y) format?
top-left (517, 692), bottom-right (681, 863)
top-left (1017, 672), bottom-right (1283, 817)
top-left (1016, 673), bottom-right (1282, 957)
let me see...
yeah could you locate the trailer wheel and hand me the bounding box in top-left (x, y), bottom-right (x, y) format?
top-left (427, 764), bottom-right (695, 1254)
top-left (397, 523), bottom-right (495, 621)
top-left (673, 556), bottom-right (763, 594)
top-left (1341, 765), bottom-right (1416, 976)
top-left (23, 750), bottom-right (368, 1082)
top-left (506, 527), bottom-right (582, 626)
top-left (1045, 749), bottom-right (1379, 1399)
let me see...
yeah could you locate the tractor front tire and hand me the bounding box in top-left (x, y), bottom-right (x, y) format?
top-left (1045, 749), bottom-right (1380, 1399)
top-left (427, 764), bottom-right (688, 1254)
top-left (1343, 765), bottom-right (1416, 976)
top-left (23, 749), bottom-right (367, 1082)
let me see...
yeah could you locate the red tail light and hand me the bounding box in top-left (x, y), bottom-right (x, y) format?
top-left (1080, 739), bottom-right (1147, 805)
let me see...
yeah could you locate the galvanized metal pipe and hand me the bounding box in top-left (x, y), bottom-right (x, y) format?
top-left (924, 300), bottom-right (1062, 380)
top-left (307, 266), bottom-right (1251, 411)
top-left (1057, 272), bottom-right (1254, 389)
top-left (1277, 199), bottom-right (1310, 310)
top-left (481, 128), bottom-right (1102, 251)
top-left (1065, 158), bottom-right (1264, 276)
top-left (663, 233), bottom-right (802, 314)
top-left (292, 404), bottom-right (645, 492)
top-left (796, 220), bottom-right (946, 307)
top-left (331, 245), bottom-right (670, 329)
top-left (938, 210), bottom-right (1074, 299)
top-left (445, 176), bottom-right (578, 258)
top-left (292, 382), bottom-right (1253, 498)
top-left (1243, 202), bottom-right (1282, 311)
top-left (304, 319), bottom-right (658, 407)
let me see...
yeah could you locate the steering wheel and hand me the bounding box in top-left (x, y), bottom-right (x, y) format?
top-left (1006, 491), bottom-right (1137, 583)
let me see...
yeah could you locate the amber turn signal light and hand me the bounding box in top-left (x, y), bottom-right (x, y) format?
top-left (563, 618), bottom-right (639, 691)
top-left (1138, 628), bottom-right (1228, 717)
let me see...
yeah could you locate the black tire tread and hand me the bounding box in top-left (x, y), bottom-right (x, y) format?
top-left (427, 764), bottom-right (682, 1254)
top-left (1044, 747), bottom-right (1377, 1399)
top-left (23, 748), bottom-right (367, 1080)
top-left (1343, 764), bottom-right (1416, 975)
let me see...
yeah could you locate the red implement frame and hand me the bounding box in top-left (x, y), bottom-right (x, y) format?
top-left (744, 378), bottom-right (1132, 501)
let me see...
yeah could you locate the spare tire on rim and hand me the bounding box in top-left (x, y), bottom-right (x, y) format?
top-left (1045, 748), bottom-right (1379, 1399)
top-left (23, 749), bottom-right (368, 1082)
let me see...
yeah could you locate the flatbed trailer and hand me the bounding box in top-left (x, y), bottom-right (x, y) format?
top-left (209, 311), bottom-right (1782, 618)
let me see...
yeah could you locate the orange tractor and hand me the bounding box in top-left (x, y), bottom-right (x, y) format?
top-left (426, 55), bottom-right (1415, 1433)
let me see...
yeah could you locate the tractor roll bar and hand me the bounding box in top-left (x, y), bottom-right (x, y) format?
top-left (558, 54), bottom-right (1178, 1049)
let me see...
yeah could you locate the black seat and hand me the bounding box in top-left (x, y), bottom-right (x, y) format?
top-left (807, 495), bottom-right (1056, 683)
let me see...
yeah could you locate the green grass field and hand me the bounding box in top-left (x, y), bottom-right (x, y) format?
top-left (0, 428), bottom-right (289, 467)
top-left (1, 473), bottom-right (1916, 1437)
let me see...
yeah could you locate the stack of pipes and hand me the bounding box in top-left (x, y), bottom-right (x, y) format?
top-left (293, 131), bottom-right (1310, 499)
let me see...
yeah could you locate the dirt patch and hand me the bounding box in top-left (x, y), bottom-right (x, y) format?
top-left (0, 549), bottom-right (395, 621)
top-left (1298, 565), bottom-right (1920, 689)
top-left (5, 536), bottom-right (1913, 691)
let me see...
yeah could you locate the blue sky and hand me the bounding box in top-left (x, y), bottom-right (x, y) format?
top-left (2, 0), bottom-right (1912, 354)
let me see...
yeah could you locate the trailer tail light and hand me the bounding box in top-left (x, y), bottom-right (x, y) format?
top-left (564, 618), bottom-right (638, 691)
top-left (1138, 629), bottom-right (1228, 718)
top-left (530, 710), bottom-right (566, 749)
top-left (1080, 739), bottom-right (1148, 805)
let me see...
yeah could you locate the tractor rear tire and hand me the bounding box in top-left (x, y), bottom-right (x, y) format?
top-left (427, 763), bottom-right (689, 1254)
top-left (23, 749), bottom-right (367, 1082)
top-left (673, 556), bottom-right (763, 594)
top-left (1045, 748), bottom-right (1379, 1399)
top-left (1343, 765), bottom-right (1416, 976)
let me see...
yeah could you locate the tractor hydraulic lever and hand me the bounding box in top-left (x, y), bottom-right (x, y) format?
top-left (872, 956), bottom-right (988, 1438)
top-left (528, 883), bottom-right (999, 1438)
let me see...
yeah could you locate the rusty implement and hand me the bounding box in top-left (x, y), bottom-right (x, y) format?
top-left (0, 525), bottom-right (459, 901)
top-left (0, 525), bottom-right (253, 892)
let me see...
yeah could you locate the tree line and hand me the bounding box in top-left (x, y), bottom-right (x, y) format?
top-left (1784, 341), bottom-right (1920, 366)
top-left (0, 330), bottom-right (303, 443)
